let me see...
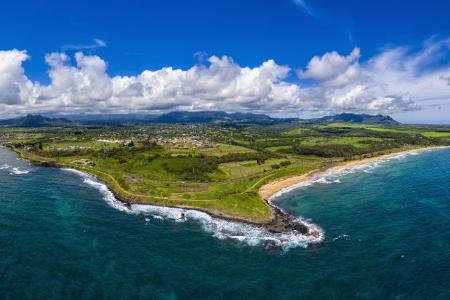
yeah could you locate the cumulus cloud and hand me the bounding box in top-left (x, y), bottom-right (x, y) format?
top-left (0, 51), bottom-right (306, 115)
top-left (298, 38), bottom-right (450, 114)
top-left (298, 48), bottom-right (361, 87)
top-left (39, 52), bottom-right (113, 104)
top-left (296, 47), bottom-right (418, 113)
top-left (363, 38), bottom-right (450, 103)
top-left (0, 50), bottom-right (34, 105)
top-left (1, 37), bottom-right (450, 118)
top-left (116, 56), bottom-right (306, 113)
top-left (328, 85), bottom-right (415, 112)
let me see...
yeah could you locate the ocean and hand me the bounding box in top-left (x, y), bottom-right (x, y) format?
top-left (0, 147), bottom-right (449, 299)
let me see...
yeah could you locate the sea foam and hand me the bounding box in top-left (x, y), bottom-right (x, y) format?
top-left (9, 167), bottom-right (30, 175)
top-left (269, 149), bottom-right (429, 200)
top-left (62, 168), bottom-right (324, 251)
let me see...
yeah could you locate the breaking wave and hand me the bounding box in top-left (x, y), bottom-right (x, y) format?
top-left (0, 164), bottom-right (10, 170)
top-left (9, 167), bottom-right (30, 175)
top-left (62, 168), bottom-right (324, 251)
top-left (332, 234), bottom-right (351, 242)
top-left (269, 149), bottom-right (431, 200)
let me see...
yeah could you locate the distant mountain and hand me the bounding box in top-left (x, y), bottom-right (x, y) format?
top-left (0, 114), bottom-right (73, 127)
top-left (308, 113), bottom-right (399, 125)
top-left (155, 111), bottom-right (297, 125)
top-left (156, 111), bottom-right (399, 125)
top-left (0, 112), bottom-right (400, 127)
top-left (59, 114), bottom-right (159, 123)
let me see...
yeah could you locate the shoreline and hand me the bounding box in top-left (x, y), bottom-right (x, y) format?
top-left (57, 168), bottom-right (325, 248)
top-left (2, 145), bottom-right (318, 232)
top-left (260, 146), bottom-right (449, 202)
top-left (61, 167), bottom-right (317, 235)
top-left (1, 146), bottom-right (312, 233)
top-left (3, 145), bottom-right (448, 239)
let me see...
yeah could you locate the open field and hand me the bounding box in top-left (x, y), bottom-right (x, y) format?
top-left (1, 121), bottom-right (449, 223)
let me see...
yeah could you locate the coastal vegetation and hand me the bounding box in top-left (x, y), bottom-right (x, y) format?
top-left (1, 119), bottom-right (449, 223)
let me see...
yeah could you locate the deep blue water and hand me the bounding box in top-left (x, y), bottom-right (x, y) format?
top-left (1, 147), bottom-right (450, 299)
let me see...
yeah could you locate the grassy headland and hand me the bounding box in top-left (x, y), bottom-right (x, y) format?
top-left (1, 122), bottom-right (449, 224)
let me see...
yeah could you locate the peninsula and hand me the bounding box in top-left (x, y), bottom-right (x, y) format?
top-left (1, 112), bottom-right (449, 233)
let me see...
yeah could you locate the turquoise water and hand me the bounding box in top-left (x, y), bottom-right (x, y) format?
top-left (1, 148), bottom-right (450, 299)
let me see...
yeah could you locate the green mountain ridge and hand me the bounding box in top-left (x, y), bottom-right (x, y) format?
top-left (0, 114), bottom-right (73, 127)
top-left (308, 113), bottom-right (399, 125)
top-left (0, 112), bottom-right (399, 126)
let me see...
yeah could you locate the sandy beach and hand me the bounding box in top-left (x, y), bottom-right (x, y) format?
top-left (260, 146), bottom-right (450, 201)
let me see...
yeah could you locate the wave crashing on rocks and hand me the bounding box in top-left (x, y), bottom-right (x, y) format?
top-left (63, 168), bottom-right (324, 251)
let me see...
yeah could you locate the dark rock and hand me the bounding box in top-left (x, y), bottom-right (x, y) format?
top-left (264, 207), bottom-right (309, 235)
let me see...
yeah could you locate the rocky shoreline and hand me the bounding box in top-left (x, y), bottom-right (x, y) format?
top-left (9, 145), bottom-right (448, 239)
top-left (106, 178), bottom-right (313, 236)
top-left (264, 206), bottom-right (309, 234)
top-left (5, 146), bottom-right (319, 238)
top-left (117, 186), bottom-right (312, 235)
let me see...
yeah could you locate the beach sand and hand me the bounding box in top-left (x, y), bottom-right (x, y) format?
top-left (259, 146), bottom-right (449, 201)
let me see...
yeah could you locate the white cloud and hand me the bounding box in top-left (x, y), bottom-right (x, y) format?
top-left (1, 37), bottom-right (450, 119)
top-left (0, 52), bottom-right (306, 115)
top-left (62, 38), bottom-right (107, 51)
top-left (328, 85), bottom-right (416, 112)
top-left (297, 38), bottom-right (450, 115)
top-left (0, 50), bottom-right (34, 105)
top-left (363, 38), bottom-right (450, 102)
top-left (108, 56), bottom-right (302, 113)
top-left (298, 48), bottom-right (361, 87)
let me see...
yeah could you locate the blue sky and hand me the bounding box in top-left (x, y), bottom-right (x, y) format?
top-left (1, 0), bottom-right (450, 123)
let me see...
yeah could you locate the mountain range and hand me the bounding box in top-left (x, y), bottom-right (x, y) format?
top-left (0, 112), bottom-right (399, 127)
top-left (306, 113), bottom-right (399, 125)
top-left (154, 111), bottom-right (298, 124)
top-left (0, 114), bottom-right (73, 127)
top-left (155, 111), bottom-right (398, 125)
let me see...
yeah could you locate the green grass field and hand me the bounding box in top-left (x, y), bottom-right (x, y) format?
top-left (2, 121), bottom-right (449, 223)
top-left (297, 136), bottom-right (387, 148)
